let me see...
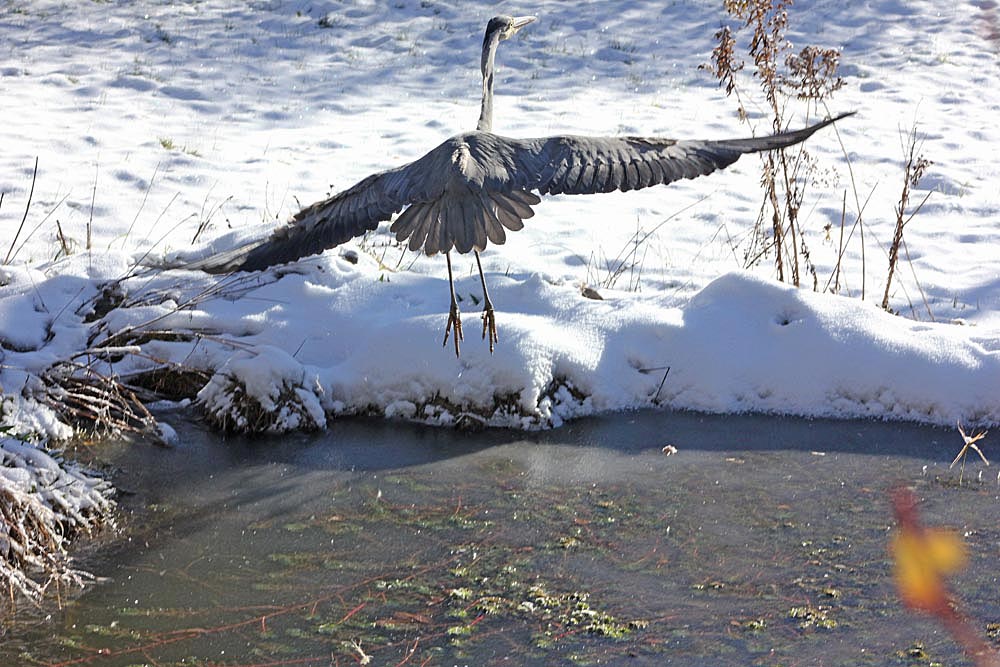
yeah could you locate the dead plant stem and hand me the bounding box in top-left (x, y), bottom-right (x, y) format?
top-left (4, 156), bottom-right (38, 265)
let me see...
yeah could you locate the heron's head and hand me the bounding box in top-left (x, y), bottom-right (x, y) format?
top-left (485, 15), bottom-right (536, 43)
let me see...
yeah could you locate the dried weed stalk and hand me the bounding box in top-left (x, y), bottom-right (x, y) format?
top-left (882, 126), bottom-right (932, 313)
top-left (704, 0), bottom-right (843, 288)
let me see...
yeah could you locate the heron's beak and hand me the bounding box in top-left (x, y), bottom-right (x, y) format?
top-left (511, 15), bottom-right (537, 32)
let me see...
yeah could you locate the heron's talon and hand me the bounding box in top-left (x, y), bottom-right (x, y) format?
top-left (481, 307), bottom-right (498, 354)
top-left (444, 304), bottom-right (464, 357)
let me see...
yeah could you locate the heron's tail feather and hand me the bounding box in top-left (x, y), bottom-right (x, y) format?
top-left (391, 188), bottom-right (539, 255)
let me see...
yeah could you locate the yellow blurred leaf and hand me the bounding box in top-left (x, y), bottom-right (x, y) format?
top-left (891, 526), bottom-right (966, 613)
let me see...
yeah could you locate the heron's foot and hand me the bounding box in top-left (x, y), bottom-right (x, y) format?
top-left (444, 302), bottom-right (464, 357)
top-left (481, 306), bottom-right (498, 354)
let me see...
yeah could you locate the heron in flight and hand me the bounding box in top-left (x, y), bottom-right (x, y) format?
top-left (200, 15), bottom-right (851, 356)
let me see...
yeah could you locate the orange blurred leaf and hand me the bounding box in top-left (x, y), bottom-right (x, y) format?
top-left (890, 526), bottom-right (966, 613)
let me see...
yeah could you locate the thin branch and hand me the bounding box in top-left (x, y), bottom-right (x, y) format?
top-left (119, 161), bottom-right (161, 249)
top-left (88, 162), bottom-right (98, 252)
top-left (4, 157), bottom-right (38, 265)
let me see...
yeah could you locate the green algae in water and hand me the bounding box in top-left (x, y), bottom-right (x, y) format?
top-left (788, 605), bottom-right (838, 630)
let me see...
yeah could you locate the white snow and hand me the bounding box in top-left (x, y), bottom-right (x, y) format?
top-left (1, 0), bottom-right (999, 442)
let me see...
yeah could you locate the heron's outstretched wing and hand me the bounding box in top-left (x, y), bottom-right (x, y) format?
top-left (192, 132), bottom-right (539, 271)
top-left (387, 113), bottom-right (852, 257)
top-left (507, 112), bottom-right (853, 196)
top-left (194, 113), bottom-right (851, 272)
top-left (214, 164), bottom-right (424, 272)
top-left (196, 132), bottom-right (539, 270)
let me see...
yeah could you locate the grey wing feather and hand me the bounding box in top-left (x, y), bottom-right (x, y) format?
top-left (510, 112), bottom-right (854, 196)
top-left (193, 158), bottom-right (435, 273)
top-left (232, 166), bottom-right (416, 272)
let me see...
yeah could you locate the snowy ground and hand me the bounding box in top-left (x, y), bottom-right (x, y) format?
top-left (1, 0), bottom-right (999, 580)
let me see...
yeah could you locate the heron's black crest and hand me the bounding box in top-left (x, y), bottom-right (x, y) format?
top-left (484, 15), bottom-right (533, 44)
top-left (484, 16), bottom-right (509, 45)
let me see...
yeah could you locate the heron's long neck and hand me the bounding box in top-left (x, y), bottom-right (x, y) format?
top-left (477, 35), bottom-right (500, 132)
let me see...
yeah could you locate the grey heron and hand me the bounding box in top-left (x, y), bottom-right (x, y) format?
top-left (198, 14), bottom-right (852, 356)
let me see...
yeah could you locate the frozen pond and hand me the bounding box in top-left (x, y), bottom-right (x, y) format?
top-left (5, 410), bottom-right (999, 666)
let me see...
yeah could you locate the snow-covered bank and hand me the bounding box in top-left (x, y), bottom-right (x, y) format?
top-left (2, 0), bottom-right (996, 440)
top-left (8, 257), bottom-right (997, 436)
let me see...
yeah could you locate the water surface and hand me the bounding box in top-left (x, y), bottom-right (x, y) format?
top-left (5, 410), bottom-right (999, 666)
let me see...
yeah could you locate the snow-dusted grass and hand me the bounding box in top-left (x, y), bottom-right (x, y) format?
top-left (0, 433), bottom-right (114, 607)
top-left (1, 0), bottom-right (1000, 605)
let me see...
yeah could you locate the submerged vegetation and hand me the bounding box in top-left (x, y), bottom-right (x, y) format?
top-left (4, 434), bottom-right (998, 665)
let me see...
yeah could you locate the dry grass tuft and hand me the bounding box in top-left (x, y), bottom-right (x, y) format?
top-left (39, 361), bottom-right (158, 439)
top-left (882, 126), bottom-right (932, 315)
top-left (198, 373), bottom-right (325, 434)
top-left (0, 434), bottom-right (114, 610)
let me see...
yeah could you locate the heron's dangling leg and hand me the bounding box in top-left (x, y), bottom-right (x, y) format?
top-left (443, 252), bottom-right (463, 357)
top-left (475, 251), bottom-right (498, 354)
